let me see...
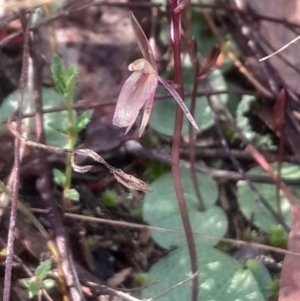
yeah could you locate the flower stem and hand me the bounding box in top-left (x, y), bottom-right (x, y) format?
top-left (170, 2), bottom-right (199, 301)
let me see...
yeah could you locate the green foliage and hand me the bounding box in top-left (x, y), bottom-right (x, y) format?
top-left (133, 273), bottom-right (148, 287)
top-left (143, 169), bottom-right (227, 248)
top-left (142, 165), bottom-right (275, 300)
top-left (268, 277), bottom-right (280, 299)
top-left (51, 55), bottom-right (78, 100)
top-left (101, 189), bottom-right (119, 208)
top-left (269, 225), bottom-right (288, 248)
top-left (22, 280), bottom-right (41, 299)
top-left (75, 110), bottom-right (93, 133)
top-left (64, 188), bottom-right (80, 201)
top-left (144, 161), bottom-right (170, 182)
top-left (85, 236), bottom-right (98, 251)
top-left (237, 162), bottom-right (300, 233)
top-left (50, 55), bottom-right (92, 207)
top-left (53, 168), bottom-right (66, 187)
top-left (42, 279), bottom-right (56, 290)
top-left (191, 9), bottom-right (219, 57)
top-left (245, 259), bottom-right (273, 300)
top-left (35, 259), bottom-right (52, 280)
top-left (0, 248), bottom-right (7, 256)
top-left (236, 95), bottom-right (275, 149)
top-left (142, 244), bottom-right (265, 301)
top-left (21, 259), bottom-right (55, 299)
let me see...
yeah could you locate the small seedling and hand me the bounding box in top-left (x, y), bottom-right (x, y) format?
top-left (51, 55), bottom-right (93, 207)
top-left (21, 259), bottom-right (55, 299)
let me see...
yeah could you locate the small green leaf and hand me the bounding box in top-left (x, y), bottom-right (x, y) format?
top-left (75, 110), bottom-right (93, 133)
top-left (66, 65), bottom-right (78, 98)
top-left (28, 282), bottom-right (41, 298)
top-left (47, 122), bottom-right (67, 135)
top-left (65, 188), bottom-right (80, 201)
top-left (65, 71), bottom-right (78, 100)
top-left (51, 55), bottom-right (78, 99)
top-left (21, 278), bottom-right (31, 288)
top-left (0, 248), bottom-right (7, 256)
top-left (42, 278), bottom-right (56, 290)
top-left (35, 259), bottom-right (52, 280)
top-left (53, 169), bottom-right (66, 187)
top-left (52, 55), bottom-right (67, 95)
top-left (236, 95), bottom-right (275, 149)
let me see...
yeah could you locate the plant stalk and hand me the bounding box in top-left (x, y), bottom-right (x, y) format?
top-left (170, 2), bottom-right (199, 301)
top-left (63, 94), bottom-right (76, 209)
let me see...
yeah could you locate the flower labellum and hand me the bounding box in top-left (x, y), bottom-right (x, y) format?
top-left (112, 11), bottom-right (199, 137)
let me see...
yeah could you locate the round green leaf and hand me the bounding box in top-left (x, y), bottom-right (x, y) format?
top-left (142, 244), bottom-right (264, 301)
top-left (148, 169), bottom-right (218, 207)
top-left (150, 69), bottom-right (227, 136)
top-left (237, 163), bottom-right (300, 233)
top-left (65, 188), bottom-right (80, 202)
top-left (143, 169), bottom-right (227, 248)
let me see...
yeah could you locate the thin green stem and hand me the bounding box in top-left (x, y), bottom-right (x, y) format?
top-left (63, 94), bottom-right (76, 209)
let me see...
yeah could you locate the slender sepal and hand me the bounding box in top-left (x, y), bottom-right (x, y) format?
top-left (158, 76), bottom-right (199, 131)
top-left (129, 11), bottom-right (157, 70)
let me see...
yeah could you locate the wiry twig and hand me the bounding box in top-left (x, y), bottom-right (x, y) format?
top-left (30, 209), bottom-right (300, 258)
top-left (150, 272), bottom-right (199, 301)
top-left (3, 10), bottom-right (31, 301)
top-left (18, 89), bottom-right (263, 119)
top-left (259, 34), bottom-right (300, 62)
top-left (123, 141), bottom-right (300, 184)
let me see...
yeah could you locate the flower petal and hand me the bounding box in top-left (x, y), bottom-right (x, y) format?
top-left (158, 76), bottom-right (200, 131)
top-left (129, 11), bottom-right (157, 71)
top-left (113, 72), bottom-right (158, 131)
top-left (113, 71), bottom-right (147, 128)
top-left (139, 85), bottom-right (156, 137)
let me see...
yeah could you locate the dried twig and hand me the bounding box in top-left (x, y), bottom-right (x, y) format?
top-left (8, 122), bottom-right (150, 193)
top-left (3, 10), bottom-right (31, 301)
top-left (30, 209), bottom-right (300, 258)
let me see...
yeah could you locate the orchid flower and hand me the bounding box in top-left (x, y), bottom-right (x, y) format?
top-left (112, 11), bottom-right (199, 137)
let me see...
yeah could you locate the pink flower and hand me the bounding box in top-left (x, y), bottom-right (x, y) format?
top-left (112, 12), bottom-right (199, 137)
